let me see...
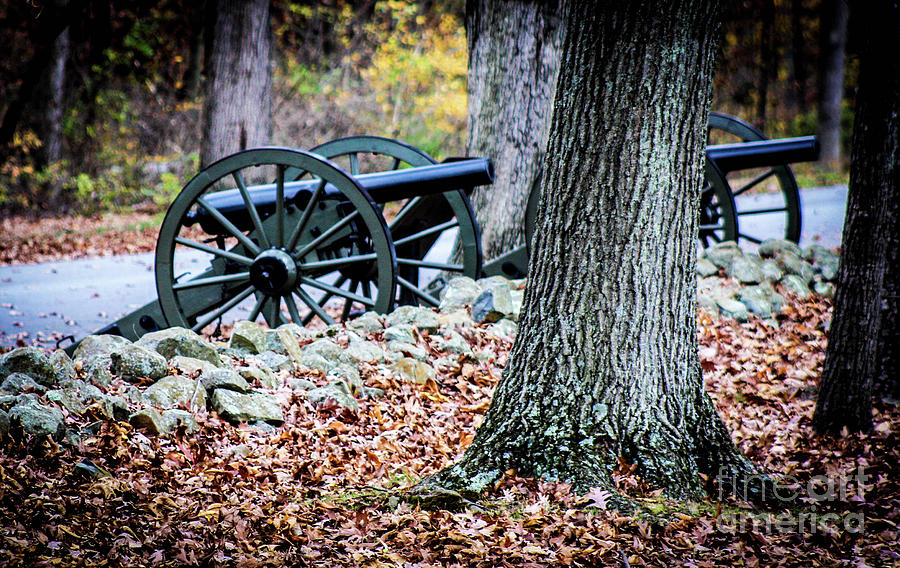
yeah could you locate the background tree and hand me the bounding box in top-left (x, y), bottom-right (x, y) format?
top-left (201, 0), bottom-right (273, 167)
top-left (464, 0), bottom-right (566, 261)
top-left (813, 1), bottom-right (899, 434)
top-left (816, 0), bottom-right (848, 166)
top-left (425, 0), bottom-right (766, 503)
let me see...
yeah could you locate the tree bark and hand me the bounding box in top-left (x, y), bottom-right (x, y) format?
top-left (814, 1), bottom-right (900, 433)
top-left (201, 0), bottom-right (272, 167)
top-left (427, 0), bottom-right (767, 505)
top-left (816, 0), bottom-right (847, 166)
top-left (464, 0), bottom-right (566, 261)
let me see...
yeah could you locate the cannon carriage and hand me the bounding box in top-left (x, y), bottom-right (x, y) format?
top-left (77, 112), bottom-right (819, 346)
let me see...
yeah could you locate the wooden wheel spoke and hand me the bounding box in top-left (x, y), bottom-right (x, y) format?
top-left (389, 196), bottom-right (422, 229)
top-left (732, 168), bottom-right (777, 198)
top-left (295, 210), bottom-right (361, 258)
top-left (349, 153), bottom-right (360, 176)
top-left (190, 286), bottom-right (254, 332)
top-left (298, 253), bottom-right (377, 272)
top-left (233, 171), bottom-right (270, 249)
top-left (295, 287), bottom-right (335, 326)
top-left (396, 257), bottom-right (464, 272)
top-left (248, 295), bottom-right (268, 322)
top-left (195, 196), bottom-right (261, 255)
top-left (396, 276), bottom-right (439, 307)
top-left (392, 219), bottom-right (458, 247)
top-left (737, 206), bottom-right (789, 216)
top-left (174, 237), bottom-right (254, 265)
top-left (285, 294), bottom-right (302, 323)
top-left (737, 232), bottom-right (764, 244)
top-left (390, 157), bottom-right (402, 170)
top-left (299, 276), bottom-right (376, 307)
top-left (173, 272), bottom-right (251, 291)
top-left (287, 178), bottom-right (327, 250)
top-left (275, 164), bottom-right (286, 247)
top-left (340, 280), bottom-right (359, 321)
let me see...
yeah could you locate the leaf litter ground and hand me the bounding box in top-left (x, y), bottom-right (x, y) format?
top-left (0, 216), bottom-right (897, 566)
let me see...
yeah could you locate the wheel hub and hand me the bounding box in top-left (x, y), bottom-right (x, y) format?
top-left (250, 249), bottom-right (298, 295)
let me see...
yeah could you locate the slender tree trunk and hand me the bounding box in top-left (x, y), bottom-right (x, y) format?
top-left (36, 0), bottom-right (69, 168)
top-left (427, 0), bottom-right (767, 505)
top-left (756, 0), bottom-right (775, 128)
top-left (464, 0), bottom-right (566, 261)
top-left (813, 1), bottom-right (899, 434)
top-left (816, 0), bottom-right (847, 166)
top-left (201, 0), bottom-right (272, 167)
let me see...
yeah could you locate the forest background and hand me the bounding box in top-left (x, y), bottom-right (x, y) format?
top-left (0, 0), bottom-right (851, 218)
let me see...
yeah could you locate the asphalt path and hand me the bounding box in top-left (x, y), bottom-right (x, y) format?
top-left (0, 185), bottom-right (848, 348)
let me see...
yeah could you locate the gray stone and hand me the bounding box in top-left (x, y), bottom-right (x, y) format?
top-left (347, 311), bottom-right (384, 334)
top-left (73, 334), bottom-right (131, 363)
top-left (760, 259), bottom-right (785, 282)
top-left (814, 281), bottom-right (836, 299)
top-left (803, 244), bottom-right (833, 264)
top-left (305, 379), bottom-right (358, 410)
top-left (170, 356), bottom-right (218, 377)
top-left (390, 358), bottom-right (436, 384)
top-left (758, 239), bottom-right (802, 259)
top-left (385, 341), bottom-right (428, 362)
top-left (471, 287), bottom-right (514, 324)
top-left (0, 409), bottom-right (8, 439)
top-left (727, 256), bottom-right (764, 284)
top-left (697, 294), bottom-right (719, 313)
top-left (433, 356), bottom-right (462, 373)
top-left (433, 330), bottom-right (472, 355)
top-left (487, 319), bottom-right (518, 338)
top-left (46, 389), bottom-right (87, 415)
top-left (0, 347), bottom-right (59, 387)
top-left (200, 368), bottom-right (250, 394)
top-left (383, 324), bottom-right (417, 344)
top-left (211, 390), bottom-right (284, 424)
top-left (327, 364), bottom-right (363, 392)
top-left (696, 257), bottom-right (719, 277)
top-left (136, 327), bottom-right (222, 366)
top-left (438, 310), bottom-right (474, 329)
top-left (237, 365), bottom-right (280, 389)
top-left (129, 408), bottom-right (167, 435)
top-left (302, 339), bottom-right (342, 363)
top-left (143, 376), bottom-right (206, 409)
top-left (473, 349), bottom-right (493, 363)
top-left (287, 377), bottom-right (316, 391)
top-left (341, 340), bottom-right (383, 365)
top-left (110, 344), bottom-right (167, 382)
top-left (385, 306), bottom-right (440, 332)
top-left (738, 287), bottom-right (774, 317)
top-left (705, 241), bottom-right (744, 269)
top-left (162, 409), bottom-right (199, 434)
top-left (780, 274), bottom-right (813, 298)
top-left (253, 351), bottom-right (292, 372)
top-left (49, 351), bottom-right (76, 384)
top-left (299, 353), bottom-right (335, 374)
top-left (361, 387), bottom-right (385, 399)
top-left (776, 251), bottom-right (815, 284)
top-left (9, 399), bottom-right (65, 440)
top-left (439, 277), bottom-right (482, 311)
top-left (716, 298), bottom-right (750, 322)
top-left (1, 373), bottom-right (46, 395)
top-left (265, 326), bottom-right (305, 364)
top-left (0, 394), bottom-right (16, 412)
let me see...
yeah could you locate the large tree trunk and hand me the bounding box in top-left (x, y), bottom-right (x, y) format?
top-left (816, 0), bottom-right (847, 167)
top-left (427, 0), bottom-right (765, 504)
top-left (814, 2), bottom-right (900, 433)
top-left (201, 0), bottom-right (272, 167)
top-left (464, 0), bottom-right (566, 261)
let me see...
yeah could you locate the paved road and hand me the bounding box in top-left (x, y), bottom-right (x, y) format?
top-left (0, 186), bottom-right (848, 348)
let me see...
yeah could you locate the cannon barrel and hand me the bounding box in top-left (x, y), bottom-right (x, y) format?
top-left (185, 157), bottom-right (494, 232)
top-left (706, 135), bottom-right (819, 173)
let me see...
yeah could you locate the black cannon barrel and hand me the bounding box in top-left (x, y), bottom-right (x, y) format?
top-left (706, 135), bottom-right (820, 173)
top-left (185, 157), bottom-right (494, 230)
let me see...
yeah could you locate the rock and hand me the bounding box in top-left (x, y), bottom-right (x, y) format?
top-left (383, 324), bottom-right (417, 344)
top-left (347, 311), bottom-right (384, 334)
top-left (73, 334), bottom-right (131, 362)
top-left (1, 373), bottom-right (46, 395)
top-left (716, 298), bottom-right (750, 322)
top-left (0, 395), bottom-right (17, 413)
top-left (302, 339), bottom-right (342, 363)
top-left (390, 358), bottom-right (436, 384)
top-left (341, 340), bottom-right (384, 365)
top-left (727, 256), bottom-right (764, 284)
top-left (46, 389), bottom-right (87, 415)
top-left (814, 281), bottom-right (836, 299)
top-left (0, 347), bottom-right (62, 387)
top-left (287, 377), bottom-right (316, 391)
top-left (162, 409), bottom-right (199, 434)
top-left (0, 410), bottom-right (8, 439)
top-left (49, 351), bottom-right (77, 384)
top-left (305, 379), bottom-right (359, 410)
top-left (385, 306), bottom-right (440, 333)
top-left (776, 251), bottom-right (815, 284)
top-left (229, 321), bottom-right (268, 354)
top-left (805, 246), bottom-right (841, 281)
top-left (266, 326), bottom-right (305, 364)
top-left (136, 327), bottom-right (222, 366)
top-left (439, 277), bottom-right (482, 311)
top-left (9, 399), bottom-right (65, 440)
top-left (200, 368), bottom-right (251, 394)
top-left (780, 274), bottom-right (813, 298)
top-left (705, 241), bottom-right (744, 269)
top-left (471, 287), bottom-right (514, 324)
top-left (739, 286), bottom-right (774, 317)
top-left (696, 257), bottom-right (719, 277)
top-left (759, 259), bottom-right (785, 282)
top-left (487, 319), bottom-right (518, 338)
top-left (110, 344), bottom-right (167, 382)
top-left (170, 356), bottom-right (218, 377)
top-left (129, 408), bottom-right (167, 436)
top-left (143, 376), bottom-right (206, 409)
top-left (385, 341), bottom-right (428, 362)
top-left (758, 239), bottom-right (802, 259)
top-left (433, 356), bottom-right (462, 373)
top-left (253, 351), bottom-right (292, 372)
top-left (433, 330), bottom-right (472, 355)
top-left (211, 390), bottom-right (283, 424)
top-left (238, 365), bottom-right (280, 389)
top-left (438, 310), bottom-right (474, 329)
top-left (697, 294), bottom-right (719, 313)
top-left (328, 364), bottom-right (363, 393)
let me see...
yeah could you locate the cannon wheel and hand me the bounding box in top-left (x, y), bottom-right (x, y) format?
top-left (702, 112), bottom-right (802, 246)
top-left (310, 136), bottom-right (482, 310)
top-left (155, 147), bottom-right (396, 332)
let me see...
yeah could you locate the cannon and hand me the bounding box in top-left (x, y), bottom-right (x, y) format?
top-left (70, 113), bottom-right (818, 348)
